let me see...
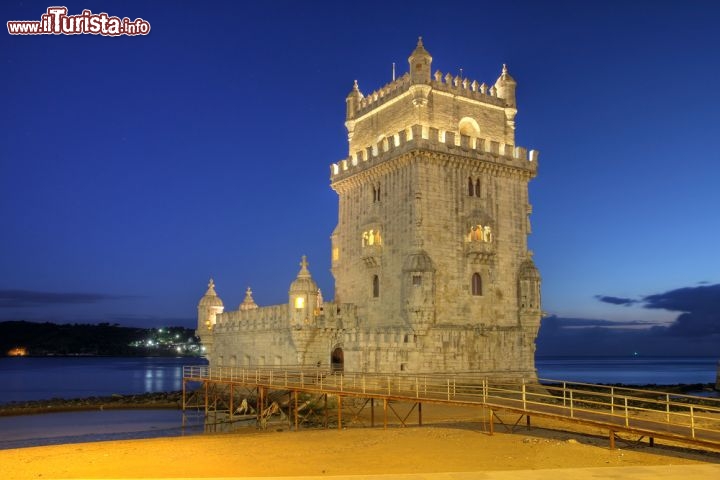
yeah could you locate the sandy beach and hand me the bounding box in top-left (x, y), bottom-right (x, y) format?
top-left (1, 404), bottom-right (718, 479)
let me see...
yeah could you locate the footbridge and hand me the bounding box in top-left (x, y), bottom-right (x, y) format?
top-left (182, 366), bottom-right (720, 452)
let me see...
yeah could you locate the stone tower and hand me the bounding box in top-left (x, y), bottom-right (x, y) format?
top-left (330, 39), bottom-right (542, 374)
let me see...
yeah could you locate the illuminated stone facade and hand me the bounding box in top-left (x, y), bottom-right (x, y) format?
top-left (197, 39), bottom-right (542, 378)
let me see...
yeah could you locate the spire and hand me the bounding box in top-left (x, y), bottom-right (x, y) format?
top-left (298, 255), bottom-right (311, 278)
top-left (206, 278), bottom-right (217, 296)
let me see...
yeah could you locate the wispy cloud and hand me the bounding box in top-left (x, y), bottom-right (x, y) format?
top-left (595, 295), bottom-right (638, 307)
top-left (0, 290), bottom-right (136, 308)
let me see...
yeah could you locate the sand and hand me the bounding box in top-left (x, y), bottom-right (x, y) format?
top-left (1, 405), bottom-right (718, 479)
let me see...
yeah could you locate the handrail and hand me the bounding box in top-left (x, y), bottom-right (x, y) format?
top-left (183, 365), bottom-right (720, 447)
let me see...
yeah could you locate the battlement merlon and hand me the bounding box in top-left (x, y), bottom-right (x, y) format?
top-left (330, 124), bottom-right (539, 184)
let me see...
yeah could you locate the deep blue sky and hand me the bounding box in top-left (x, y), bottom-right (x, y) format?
top-left (2, 1), bottom-right (719, 355)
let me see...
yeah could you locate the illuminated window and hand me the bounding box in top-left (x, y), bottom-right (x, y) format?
top-left (471, 273), bottom-right (482, 296)
top-left (362, 229), bottom-right (382, 247)
top-left (295, 296), bottom-right (305, 309)
top-left (332, 247), bottom-right (339, 261)
top-left (468, 225), bottom-right (492, 243)
top-left (372, 275), bottom-right (379, 298)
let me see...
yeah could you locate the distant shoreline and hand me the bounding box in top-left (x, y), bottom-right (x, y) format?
top-left (0, 391), bottom-right (183, 417)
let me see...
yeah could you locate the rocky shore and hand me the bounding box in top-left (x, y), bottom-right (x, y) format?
top-left (0, 391), bottom-right (184, 416)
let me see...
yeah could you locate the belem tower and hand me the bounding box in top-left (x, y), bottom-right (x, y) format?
top-left (196, 39), bottom-right (542, 379)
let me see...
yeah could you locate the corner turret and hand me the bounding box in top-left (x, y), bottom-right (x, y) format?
top-left (196, 278), bottom-right (224, 357)
top-left (494, 64), bottom-right (517, 107)
top-left (494, 64), bottom-right (518, 142)
top-left (408, 37), bottom-right (432, 84)
top-left (288, 256), bottom-right (319, 327)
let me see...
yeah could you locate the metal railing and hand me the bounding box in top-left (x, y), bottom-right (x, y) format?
top-left (183, 365), bottom-right (720, 446)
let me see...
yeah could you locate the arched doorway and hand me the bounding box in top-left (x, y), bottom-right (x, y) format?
top-left (331, 347), bottom-right (344, 372)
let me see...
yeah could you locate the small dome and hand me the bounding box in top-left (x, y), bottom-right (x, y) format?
top-left (198, 278), bottom-right (224, 307)
top-left (518, 258), bottom-right (540, 280)
top-left (289, 256), bottom-right (318, 293)
top-left (346, 79), bottom-right (362, 99)
top-left (403, 251), bottom-right (435, 272)
top-left (495, 64), bottom-right (516, 86)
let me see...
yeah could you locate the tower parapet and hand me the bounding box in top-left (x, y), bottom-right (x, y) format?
top-left (331, 123), bottom-right (539, 183)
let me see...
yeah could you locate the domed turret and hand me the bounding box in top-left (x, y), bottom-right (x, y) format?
top-left (196, 278), bottom-right (224, 357)
top-left (518, 255), bottom-right (541, 312)
top-left (288, 256), bottom-right (319, 326)
top-left (408, 37), bottom-right (432, 84)
top-left (198, 278), bottom-right (224, 308)
top-left (239, 287), bottom-right (258, 311)
top-left (345, 79), bottom-right (363, 120)
top-left (494, 64), bottom-right (517, 107)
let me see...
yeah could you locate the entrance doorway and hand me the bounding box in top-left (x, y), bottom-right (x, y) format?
top-left (331, 347), bottom-right (344, 372)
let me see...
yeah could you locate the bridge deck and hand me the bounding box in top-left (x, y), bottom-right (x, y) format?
top-left (182, 366), bottom-right (720, 451)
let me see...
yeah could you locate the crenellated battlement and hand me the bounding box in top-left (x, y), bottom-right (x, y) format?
top-left (351, 69), bottom-right (508, 120)
top-left (214, 304), bottom-right (288, 333)
top-left (331, 124), bottom-right (538, 181)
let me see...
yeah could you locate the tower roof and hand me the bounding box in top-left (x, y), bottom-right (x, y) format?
top-left (239, 286), bottom-right (258, 310)
top-left (199, 278), bottom-right (224, 307)
top-left (408, 36), bottom-right (431, 61)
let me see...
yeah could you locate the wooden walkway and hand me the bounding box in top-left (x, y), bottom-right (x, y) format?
top-left (182, 366), bottom-right (720, 451)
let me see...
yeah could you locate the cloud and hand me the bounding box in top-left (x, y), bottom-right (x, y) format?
top-left (0, 290), bottom-right (133, 308)
top-left (641, 284), bottom-right (720, 337)
top-left (595, 295), bottom-right (638, 306)
top-left (642, 284), bottom-right (720, 313)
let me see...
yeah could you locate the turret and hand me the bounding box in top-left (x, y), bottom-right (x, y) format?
top-left (518, 255), bottom-right (541, 315)
top-left (402, 251), bottom-right (436, 335)
top-left (494, 64), bottom-right (517, 107)
top-left (345, 80), bottom-right (363, 146)
top-left (288, 256), bottom-right (319, 327)
top-left (408, 37), bottom-right (432, 84)
top-left (345, 80), bottom-right (363, 120)
top-left (196, 278), bottom-right (224, 356)
top-left (494, 64), bottom-right (518, 142)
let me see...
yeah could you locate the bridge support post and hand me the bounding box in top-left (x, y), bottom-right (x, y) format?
top-left (337, 396), bottom-right (343, 431)
top-left (229, 384), bottom-right (234, 422)
top-left (294, 390), bottom-right (299, 431)
top-left (609, 430), bottom-right (615, 450)
top-left (323, 394), bottom-right (328, 428)
top-left (489, 408), bottom-right (494, 436)
top-left (418, 402), bottom-right (423, 426)
top-left (383, 398), bottom-right (388, 429)
top-left (370, 398), bottom-right (375, 427)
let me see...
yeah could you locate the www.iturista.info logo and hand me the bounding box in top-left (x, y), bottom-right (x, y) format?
top-left (7, 6), bottom-right (151, 36)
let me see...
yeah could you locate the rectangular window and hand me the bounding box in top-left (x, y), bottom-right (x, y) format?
top-left (412, 275), bottom-right (422, 286)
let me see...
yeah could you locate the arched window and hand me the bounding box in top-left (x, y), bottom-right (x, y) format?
top-left (471, 273), bottom-right (482, 296)
top-left (475, 179), bottom-right (481, 197)
top-left (468, 177), bottom-right (474, 196)
top-left (372, 275), bottom-right (379, 298)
